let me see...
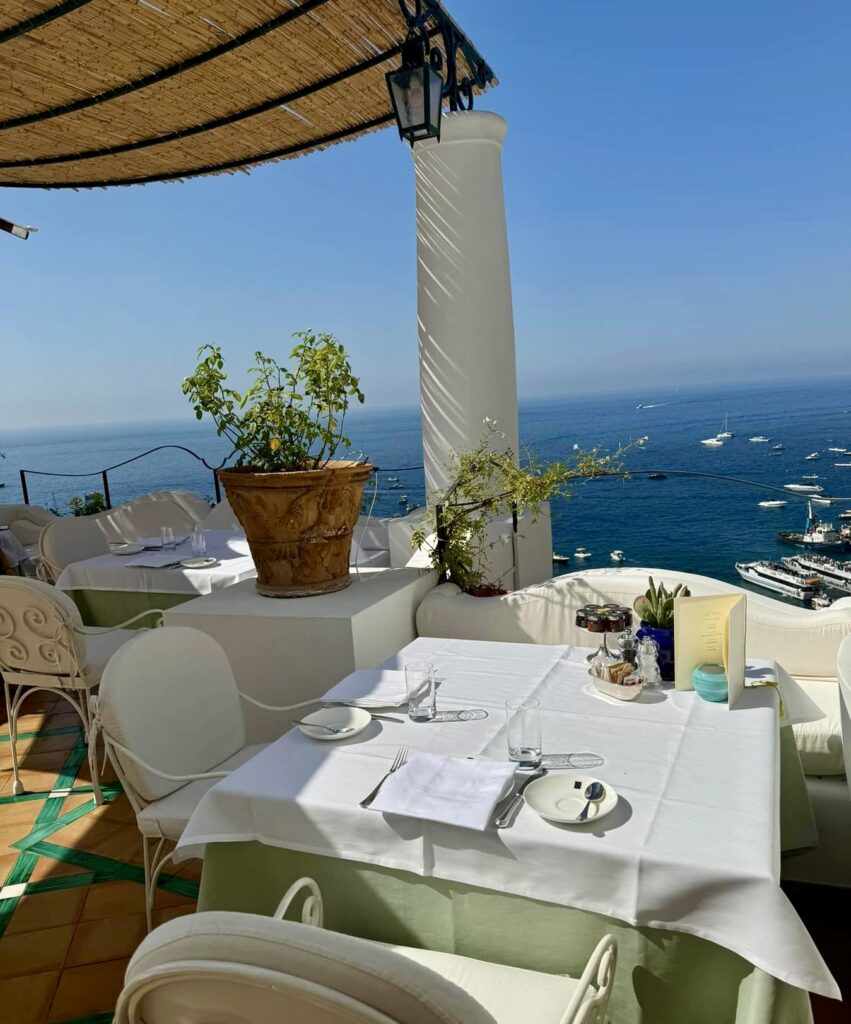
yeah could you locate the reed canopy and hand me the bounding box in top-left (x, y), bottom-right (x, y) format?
top-left (0, 0), bottom-right (494, 189)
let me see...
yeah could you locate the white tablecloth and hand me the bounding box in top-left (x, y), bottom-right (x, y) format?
top-left (56, 530), bottom-right (256, 597)
top-left (0, 527), bottom-right (28, 569)
top-left (175, 637), bottom-right (837, 999)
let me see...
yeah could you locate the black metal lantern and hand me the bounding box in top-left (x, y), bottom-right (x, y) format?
top-left (386, 33), bottom-right (444, 146)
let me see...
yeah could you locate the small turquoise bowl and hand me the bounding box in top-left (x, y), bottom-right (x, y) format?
top-left (692, 663), bottom-right (728, 702)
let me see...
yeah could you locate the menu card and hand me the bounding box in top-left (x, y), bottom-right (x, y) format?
top-left (673, 594), bottom-right (747, 707)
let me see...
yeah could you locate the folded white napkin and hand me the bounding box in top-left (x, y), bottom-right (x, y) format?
top-left (323, 669), bottom-right (408, 708)
top-left (125, 550), bottom-right (185, 568)
top-left (369, 752), bottom-right (517, 831)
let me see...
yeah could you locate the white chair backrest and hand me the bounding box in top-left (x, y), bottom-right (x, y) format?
top-left (0, 577), bottom-right (87, 680)
top-left (837, 636), bottom-right (851, 791)
top-left (39, 516), bottom-right (110, 580)
top-left (98, 627), bottom-right (246, 804)
top-left (97, 498), bottom-right (197, 544)
top-left (117, 912), bottom-right (497, 1024)
top-left (200, 499), bottom-right (240, 532)
top-left (141, 490), bottom-right (212, 525)
top-left (0, 504), bottom-right (59, 547)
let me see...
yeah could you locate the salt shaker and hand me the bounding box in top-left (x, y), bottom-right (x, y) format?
top-left (637, 635), bottom-right (662, 688)
top-left (617, 627), bottom-right (638, 668)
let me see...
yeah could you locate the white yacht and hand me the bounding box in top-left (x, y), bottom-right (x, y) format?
top-left (717, 414), bottom-right (734, 439)
top-left (749, 435), bottom-right (771, 443)
top-left (805, 452), bottom-right (821, 461)
top-left (552, 552), bottom-right (570, 564)
top-left (701, 437), bottom-right (725, 447)
top-left (784, 483), bottom-right (824, 493)
top-left (839, 510), bottom-right (851, 521)
top-left (772, 443), bottom-right (785, 452)
top-left (834, 462), bottom-right (851, 468)
top-left (785, 554), bottom-right (851, 594)
top-left (758, 500), bottom-right (787, 508)
top-left (735, 560), bottom-right (822, 602)
top-left (574, 547), bottom-right (592, 559)
top-left (802, 474), bottom-right (820, 479)
top-left (610, 549), bottom-right (625, 562)
top-left (828, 446), bottom-right (848, 454)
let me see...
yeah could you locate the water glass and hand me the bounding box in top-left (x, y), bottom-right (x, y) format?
top-left (160, 526), bottom-right (175, 550)
top-left (506, 696), bottom-right (542, 766)
top-left (191, 528), bottom-right (207, 557)
top-left (405, 660), bottom-right (436, 722)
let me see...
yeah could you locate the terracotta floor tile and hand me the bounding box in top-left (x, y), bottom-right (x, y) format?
top-left (48, 957), bottom-right (130, 1022)
top-left (88, 826), bottom-right (142, 865)
top-left (50, 816), bottom-right (123, 853)
top-left (27, 856), bottom-right (90, 884)
top-left (0, 970), bottom-right (60, 1024)
top-left (0, 924), bottom-right (74, 978)
top-left (67, 912), bottom-right (147, 967)
top-left (6, 887), bottom-right (88, 936)
top-left (80, 880), bottom-right (147, 921)
top-left (0, 796), bottom-right (44, 828)
top-left (0, 850), bottom-right (18, 883)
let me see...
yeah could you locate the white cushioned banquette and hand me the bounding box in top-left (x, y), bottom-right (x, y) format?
top-left (416, 569), bottom-right (851, 776)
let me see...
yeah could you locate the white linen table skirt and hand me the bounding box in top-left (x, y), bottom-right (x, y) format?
top-left (56, 530), bottom-right (256, 597)
top-left (175, 636), bottom-right (838, 999)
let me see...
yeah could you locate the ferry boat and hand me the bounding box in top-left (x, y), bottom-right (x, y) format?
top-left (749, 435), bottom-right (771, 443)
top-left (784, 483), bottom-right (824, 493)
top-left (701, 437), bottom-right (725, 447)
top-left (610, 550), bottom-right (625, 562)
top-left (735, 560), bottom-right (822, 602)
top-left (758, 500), bottom-right (787, 508)
top-left (805, 452), bottom-right (821, 461)
top-left (785, 554), bottom-right (851, 594)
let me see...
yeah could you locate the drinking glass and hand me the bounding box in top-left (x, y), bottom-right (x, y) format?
top-left (160, 526), bottom-right (175, 550)
top-left (506, 696), bottom-right (542, 766)
top-left (405, 660), bottom-right (436, 722)
top-left (191, 528), bottom-right (207, 557)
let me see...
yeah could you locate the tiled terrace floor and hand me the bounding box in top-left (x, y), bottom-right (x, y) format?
top-left (1, 692), bottom-right (848, 1023)
top-left (1, 692), bottom-right (199, 1024)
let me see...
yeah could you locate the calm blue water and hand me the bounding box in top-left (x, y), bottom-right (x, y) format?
top-left (3, 377), bottom-right (851, 592)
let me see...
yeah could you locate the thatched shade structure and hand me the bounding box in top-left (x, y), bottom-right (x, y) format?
top-left (0, 0), bottom-right (494, 189)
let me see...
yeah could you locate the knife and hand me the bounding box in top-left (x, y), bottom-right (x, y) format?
top-left (494, 767), bottom-right (547, 829)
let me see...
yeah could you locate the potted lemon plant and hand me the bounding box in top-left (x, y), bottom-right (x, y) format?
top-left (183, 332), bottom-right (370, 597)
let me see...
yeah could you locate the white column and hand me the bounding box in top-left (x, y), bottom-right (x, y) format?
top-left (414, 110), bottom-right (519, 496)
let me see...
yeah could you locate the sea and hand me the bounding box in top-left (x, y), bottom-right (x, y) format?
top-left (3, 377), bottom-right (851, 597)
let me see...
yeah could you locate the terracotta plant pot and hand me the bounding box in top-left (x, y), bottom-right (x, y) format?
top-left (218, 461), bottom-right (372, 597)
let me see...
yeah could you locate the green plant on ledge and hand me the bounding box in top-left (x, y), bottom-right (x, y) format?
top-left (182, 332), bottom-right (365, 473)
top-left (411, 423), bottom-right (629, 595)
top-left (68, 491), bottom-right (107, 517)
top-left (633, 577), bottom-right (691, 630)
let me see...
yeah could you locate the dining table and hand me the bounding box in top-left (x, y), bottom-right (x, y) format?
top-left (174, 636), bottom-right (836, 1024)
top-left (55, 529), bottom-right (257, 626)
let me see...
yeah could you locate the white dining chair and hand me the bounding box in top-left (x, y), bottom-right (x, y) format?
top-left (38, 515), bottom-right (110, 582)
top-left (92, 626), bottom-right (320, 930)
top-left (199, 498), bottom-right (240, 531)
top-left (0, 577), bottom-right (155, 801)
top-left (115, 879), bottom-right (617, 1024)
top-left (837, 636), bottom-right (851, 797)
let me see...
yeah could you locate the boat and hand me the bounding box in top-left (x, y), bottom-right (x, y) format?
top-left (839, 510), bottom-right (851, 521)
top-left (717, 414), bottom-right (734, 439)
top-left (701, 437), bottom-right (725, 447)
top-left (785, 554), bottom-right (851, 594)
top-left (749, 436), bottom-right (771, 443)
top-left (783, 483), bottom-right (823, 493)
top-left (828, 447), bottom-right (848, 454)
top-left (812, 593), bottom-right (834, 609)
top-left (805, 452), bottom-right (821, 461)
top-left (610, 550), bottom-right (625, 562)
top-left (552, 552), bottom-right (570, 564)
top-left (574, 547), bottom-right (592, 559)
top-left (387, 475), bottom-right (399, 483)
top-left (735, 560), bottom-right (822, 602)
top-left (388, 481), bottom-right (402, 489)
top-left (802, 474), bottom-right (820, 479)
top-left (811, 497), bottom-right (833, 506)
top-left (398, 495), bottom-right (408, 504)
top-left (648, 472), bottom-right (667, 480)
top-left (772, 444), bottom-right (785, 451)
top-left (834, 462), bottom-right (851, 468)
top-left (758, 500), bottom-right (787, 508)
top-left (777, 502), bottom-right (845, 549)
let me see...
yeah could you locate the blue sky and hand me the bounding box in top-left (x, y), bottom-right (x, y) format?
top-left (1, 0), bottom-right (849, 429)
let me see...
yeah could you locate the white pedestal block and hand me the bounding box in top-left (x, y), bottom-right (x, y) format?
top-left (164, 568), bottom-right (437, 742)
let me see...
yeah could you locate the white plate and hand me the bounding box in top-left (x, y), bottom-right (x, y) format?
top-left (110, 543), bottom-right (145, 556)
top-left (180, 557), bottom-right (217, 569)
top-left (524, 772), bottom-right (618, 825)
top-left (297, 706), bottom-right (372, 742)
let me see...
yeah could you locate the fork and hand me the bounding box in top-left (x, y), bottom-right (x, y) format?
top-left (360, 745), bottom-right (409, 808)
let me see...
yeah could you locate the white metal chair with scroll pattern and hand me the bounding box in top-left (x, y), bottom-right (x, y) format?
top-left (0, 576), bottom-right (158, 801)
top-left (115, 878), bottom-right (618, 1024)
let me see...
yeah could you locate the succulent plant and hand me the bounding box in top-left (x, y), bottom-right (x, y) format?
top-left (633, 576), bottom-right (691, 630)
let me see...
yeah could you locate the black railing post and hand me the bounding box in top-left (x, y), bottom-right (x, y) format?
top-left (213, 471), bottom-right (221, 503)
top-left (19, 470), bottom-right (29, 505)
top-left (435, 502), bottom-right (447, 583)
top-left (101, 471), bottom-right (112, 509)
